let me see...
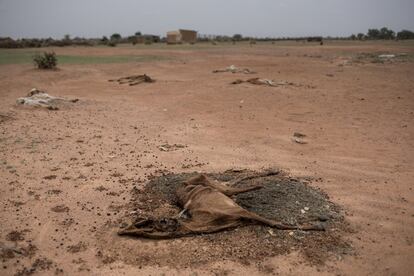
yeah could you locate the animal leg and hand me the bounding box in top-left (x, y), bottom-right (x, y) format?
top-left (239, 210), bottom-right (325, 231)
top-left (191, 175), bottom-right (264, 196)
top-left (222, 185), bottom-right (264, 196)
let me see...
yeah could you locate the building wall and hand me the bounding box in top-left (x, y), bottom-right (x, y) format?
top-left (166, 30), bottom-right (197, 44)
top-left (179, 30), bottom-right (197, 43)
top-left (167, 32), bottom-right (180, 44)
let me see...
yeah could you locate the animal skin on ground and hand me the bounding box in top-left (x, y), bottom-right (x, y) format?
top-left (16, 88), bottom-right (78, 110)
top-left (118, 174), bottom-right (325, 239)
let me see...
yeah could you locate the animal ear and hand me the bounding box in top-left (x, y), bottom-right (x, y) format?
top-left (186, 174), bottom-right (209, 185)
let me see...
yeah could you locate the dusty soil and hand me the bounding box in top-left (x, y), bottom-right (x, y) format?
top-left (1, 41), bottom-right (413, 275)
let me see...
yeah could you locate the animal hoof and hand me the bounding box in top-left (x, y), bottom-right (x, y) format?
top-left (313, 223), bottom-right (326, 231)
top-left (317, 215), bottom-right (330, 222)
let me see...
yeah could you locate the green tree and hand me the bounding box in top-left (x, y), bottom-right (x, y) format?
top-left (397, 30), bottom-right (414, 40)
top-left (232, 34), bottom-right (243, 41)
top-left (110, 33), bottom-right (121, 41)
top-left (379, 27), bottom-right (395, 39)
top-left (367, 29), bottom-right (380, 39)
top-left (357, 33), bottom-right (365, 40)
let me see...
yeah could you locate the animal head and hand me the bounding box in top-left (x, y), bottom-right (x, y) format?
top-left (184, 174), bottom-right (209, 186)
top-left (118, 218), bottom-right (182, 239)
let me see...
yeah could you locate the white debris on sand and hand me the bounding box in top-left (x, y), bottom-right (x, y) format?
top-left (292, 132), bottom-right (308, 144)
top-left (16, 88), bottom-right (78, 110)
top-left (158, 143), bottom-right (187, 152)
top-left (213, 65), bottom-right (256, 74)
top-left (232, 78), bottom-right (298, 87)
top-left (378, 54), bottom-right (396, 59)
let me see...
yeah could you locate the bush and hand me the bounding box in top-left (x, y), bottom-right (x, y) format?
top-left (233, 34), bottom-right (243, 41)
top-left (357, 33), bottom-right (365, 40)
top-left (367, 27), bottom-right (395, 40)
top-left (110, 33), bottom-right (121, 41)
top-left (397, 30), bottom-right (414, 40)
top-left (0, 37), bottom-right (22, 48)
top-left (107, 41), bottom-right (117, 47)
top-left (33, 52), bottom-right (57, 69)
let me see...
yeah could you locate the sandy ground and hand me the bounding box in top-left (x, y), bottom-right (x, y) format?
top-left (0, 41), bottom-right (413, 275)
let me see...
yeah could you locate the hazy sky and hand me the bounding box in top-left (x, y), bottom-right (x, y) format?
top-left (1, 0), bottom-right (413, 39)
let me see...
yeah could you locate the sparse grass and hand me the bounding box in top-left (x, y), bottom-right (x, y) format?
top-left (0, 51), bottom-right (34, 64)
top-left (0, 50), bottom-right (168, 65)
top-left (352, 52), bottom-right (414, 64)
top-left (57, 55), bottom-right (167, 64)
top-left (1, 40), bottom-right (413, 65)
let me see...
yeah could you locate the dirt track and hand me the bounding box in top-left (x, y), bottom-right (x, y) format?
top-left (1, 41), bottom-right (413, 275)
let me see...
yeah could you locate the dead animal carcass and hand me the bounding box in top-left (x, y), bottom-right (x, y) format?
top-left (109, 74), bottom-right (155, 86)
top-left (232, 78), bottom-right (297, 87)
top-left (119, 174), bottom-right (324, 239)
top-left (213, 65), bottom-right (256, 74)
top-left (16, 88), bottom-right (78, 110)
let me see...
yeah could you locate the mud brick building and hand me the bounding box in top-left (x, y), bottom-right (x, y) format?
top-left (166, 29), bottom-right (197, 44)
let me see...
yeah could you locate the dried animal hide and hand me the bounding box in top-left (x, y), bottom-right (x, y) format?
top-left (16, 88), bottom-right (78, 110)
top-left (232, 78), bottom-right (297, 87)
top-left (213, 65), bottom-right (256, 74)
top-left (109, 74), bottom-right (155, 86)
top-left (119, 174), bottom-right (324, 239)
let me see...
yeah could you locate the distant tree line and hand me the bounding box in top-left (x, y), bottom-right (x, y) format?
top-left (201, 27), bottom-right (414, 43)
top-left (349, 27), bottom-right (414, 40)
top-left (1, 27), bottom-right (414, 48)
top-left (0, 31), bottom-right (161, 48)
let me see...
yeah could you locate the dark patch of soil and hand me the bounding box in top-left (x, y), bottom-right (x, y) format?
top-left (51, 205), bottom-right (69, 213)
top-left (0, 113), bottom-right (14, 124)
top-left (0, 244), bottom-right (38, 260)
top-left (0, 246), bottom-right (17, 259)
top-left (95, 185), bottom-right (108, 192)
top-left (67, 242), bottom-right (88, 253)
top-left (97, 169), bottom-right (351, 268)
top-left (46, 189), bottom-right (62, 195)
top-left (6, 230), bottom-right (27, 242)
top-left (15, 257), bottom-right (54, 276)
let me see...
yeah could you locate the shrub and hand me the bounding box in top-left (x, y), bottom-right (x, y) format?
top-left (367, 29), bottom-right (380, 39)
top-left (33, 52), bottom-right (57, 69)
top-left (232, 34), bottom-right (243, 41)
top-left (110, 33), bottom-right (121, 41)
top-left (357, 33), bottom-right (365, 40)
top-left (107, 41), bottom-right (117, 47)
top-left (0, 37), bottom-right (22, 48)
top-left (144, 39), bottom-right (152, 45)
top-left (397, 30), bottom-right (414, 40)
